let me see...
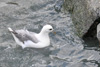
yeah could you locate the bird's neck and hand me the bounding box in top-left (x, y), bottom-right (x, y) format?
top-left (38, 30), bottom-right (50, 42)
top-left (34, 30), bottom-right (50, 47)
top-left (39, 30), bottom-right (49, 36)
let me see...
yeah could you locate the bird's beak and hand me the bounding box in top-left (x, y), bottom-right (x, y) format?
top-left (52, 31), bottom-right (56, 35)
top-left (53, 32), bottom-right (56, 34)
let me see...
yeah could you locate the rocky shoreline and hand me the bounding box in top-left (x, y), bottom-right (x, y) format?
top-left (63, 0), bottom-right (100, 38)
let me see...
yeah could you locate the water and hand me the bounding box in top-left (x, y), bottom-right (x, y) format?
top-left (0, 0), bottom-right (100, 67)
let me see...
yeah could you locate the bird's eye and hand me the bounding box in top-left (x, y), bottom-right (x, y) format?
top-left (49, 29), bottom-right (52, 30)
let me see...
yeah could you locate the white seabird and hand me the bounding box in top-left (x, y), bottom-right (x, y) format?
top-left (8, 25), bottom-right (53, 49)
top-left (97, 23), bottom-right (100, 47)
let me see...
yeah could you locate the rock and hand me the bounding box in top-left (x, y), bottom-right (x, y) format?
top-left (63, 0), bottom-right (100, 38)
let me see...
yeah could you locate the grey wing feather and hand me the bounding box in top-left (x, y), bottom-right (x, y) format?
top-left (97, 31), bottom-right (100, 39)
top-left (12, 30), bottom-right (39, 43)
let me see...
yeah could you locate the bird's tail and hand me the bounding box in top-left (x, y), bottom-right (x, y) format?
top-left (8, 27), bottom-right (13, 32)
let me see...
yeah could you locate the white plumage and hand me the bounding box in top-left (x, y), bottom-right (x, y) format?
top-left (8, 25), bottom-right (53, 49)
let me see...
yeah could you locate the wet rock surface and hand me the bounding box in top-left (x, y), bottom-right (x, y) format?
top-left (0, 0), bottom-right (100, 67)
top-left (64, 0), bottom-right (100, 37)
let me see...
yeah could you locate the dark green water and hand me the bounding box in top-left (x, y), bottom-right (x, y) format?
top-left (0, 0), bottom-right (100, 67)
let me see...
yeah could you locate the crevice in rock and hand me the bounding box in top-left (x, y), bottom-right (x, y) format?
top-left (82, 17), bottom-right (100, 39)
top-left (82, 17), bottom-right (100, 46)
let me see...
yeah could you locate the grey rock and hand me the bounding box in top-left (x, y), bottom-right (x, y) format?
top-left (63, 0), bottom-right (100, 37)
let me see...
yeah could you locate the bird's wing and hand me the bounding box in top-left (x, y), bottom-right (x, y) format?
top-left (97, 31), bottom-right (100, 39)
top-left (12, 30), bottom-right (39, 44)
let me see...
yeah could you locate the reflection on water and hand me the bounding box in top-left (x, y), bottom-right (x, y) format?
top-left (0, 0), bottom-right (100, 67)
